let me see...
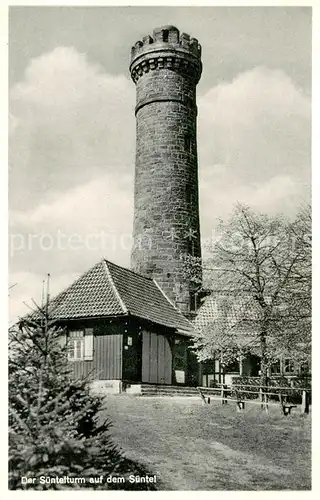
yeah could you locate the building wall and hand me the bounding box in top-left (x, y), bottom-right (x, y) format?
top-left (130, 26), bottom-right (202, 314)
top-left (199, 355), bottom-right (308, 387)
top-left (64, 316), bottom-right (196, 386)
top-left (66, 318), bottom-right (124, 381)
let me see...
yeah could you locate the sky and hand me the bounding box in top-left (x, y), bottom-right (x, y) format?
top-left (8, 5), bottom-right (311, 323)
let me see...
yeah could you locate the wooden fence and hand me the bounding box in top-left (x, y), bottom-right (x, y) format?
top-left (197, 383), bottom-right (311, 416)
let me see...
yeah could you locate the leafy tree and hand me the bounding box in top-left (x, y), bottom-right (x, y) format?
top-left (193, 293), bottom-right (262, 368)
top-left (184, 204), bottom-right (311, 383)
top-left (9, 307), bottom-right (156, 490)
top-left (276, 205), bottom-right (311, 364)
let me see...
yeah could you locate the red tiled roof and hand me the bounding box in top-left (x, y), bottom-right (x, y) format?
top-left (45, 260), bottom-right (194, 335)
top-left (193, 293), bottom-right (261, 337)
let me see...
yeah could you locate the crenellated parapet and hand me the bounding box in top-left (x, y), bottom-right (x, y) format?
top-left (130, 25), bottom-right (202, 84)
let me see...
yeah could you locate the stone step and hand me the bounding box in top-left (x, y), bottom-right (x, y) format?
top-left (139, 384), bottom-right (224, 398)
top-left (141, 390), bottom-right (198, 395)
top-left (141, 386), bottom-right (197, 391)
top-left (140, 384), bottom-right (199, 397)
top-left (141, 389), bottom-right (198, 394)
top-left (141, 391), bottom-right (198, 396)
top-left (141, 385), bottom-right (197, 391)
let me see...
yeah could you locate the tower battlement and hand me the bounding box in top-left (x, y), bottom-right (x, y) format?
top-left (130, 25), bottom-right (202, 84)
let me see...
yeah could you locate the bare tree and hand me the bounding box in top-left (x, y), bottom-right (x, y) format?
top-left (184, 204), bottom-right (311, 383)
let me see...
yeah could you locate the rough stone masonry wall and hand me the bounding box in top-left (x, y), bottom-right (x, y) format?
top-left (130, 26), bottom-right (202, 314)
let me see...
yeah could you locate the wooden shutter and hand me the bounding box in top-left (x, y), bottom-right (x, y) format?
top-left (84, 328), bottom-right (94, 360)
top-left (57, 331), bottom-right (67, 348)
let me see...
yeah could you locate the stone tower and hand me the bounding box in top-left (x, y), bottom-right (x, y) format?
top-left (130, 25), bottom-right (202, 315)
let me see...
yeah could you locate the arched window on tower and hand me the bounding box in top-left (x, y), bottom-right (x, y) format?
top-left (162, 30), bottom-right (169, 42)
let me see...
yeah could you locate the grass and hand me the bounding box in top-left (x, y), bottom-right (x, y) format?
top-left (103, 395), bottom-right (311, 491)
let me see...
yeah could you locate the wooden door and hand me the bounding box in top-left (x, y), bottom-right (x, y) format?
top-left (173, 338), bottom-right (188, 385)
top-left (142, 331), bottom-right (172, 384)
top-left (122, 332), bottom-right (141, 382)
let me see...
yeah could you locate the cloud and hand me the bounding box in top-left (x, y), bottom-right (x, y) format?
top-left (198, 66), bottom-right (310, 182)
top-left (9, 46), bottom-right (136, 210)
top-left (200, 66), bottom-right (309, 124)
top-left (10, 172), bottom-right (134, 280)
top-left (199, 169), bottom-right (308, 237)
top-left (11, 172), bottom-right (133, 231)
top-left (9, 271), bottom-right (81, 326)
top-left (197, 66), bottom-right (311, 234)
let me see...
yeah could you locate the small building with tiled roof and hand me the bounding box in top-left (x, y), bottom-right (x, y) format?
top-left (193, 294), bottom-right (262, 386)
top-left (37, 259), bottom-right (199, 391)
top-left (193, 293), bottom-right (307, 386)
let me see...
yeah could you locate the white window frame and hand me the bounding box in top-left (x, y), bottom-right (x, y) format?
top-left (68, 330), bottom-right (85, 361)
top-left (283, 358), bottom-right (295, 374)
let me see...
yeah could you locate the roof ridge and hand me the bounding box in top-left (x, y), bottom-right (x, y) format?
top-left (104, 259), bottom-right (154, 282)
top-left (103, 261), bottom-right (128, 314)
top-left (152, 279), bottom-right (194, 333)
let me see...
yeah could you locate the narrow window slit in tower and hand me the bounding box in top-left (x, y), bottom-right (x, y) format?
top-left (184, 134), bottom-right (193, 153)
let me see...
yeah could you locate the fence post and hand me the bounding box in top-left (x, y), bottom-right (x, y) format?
top-left (221, 384), bottom-right (227, 405)
top-left (301, 390), bottom-right (310, 415)
top-left (259, 387), bottom-right (263, 409)
top-left (265, 392), bottom-right (269, 414)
